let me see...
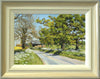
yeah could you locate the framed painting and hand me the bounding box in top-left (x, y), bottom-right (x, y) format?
top-left (0, 0), bottom-right (99, 79)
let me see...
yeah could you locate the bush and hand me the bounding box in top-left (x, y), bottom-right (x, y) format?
top-left (38, 47), bottom-right (42, 50)
top-left (53, 50), bottom-right (62, 55)
top-left (14, 49), bottom-right (25, 54)
top-left (14, 46), bottom-right (22, 50)
top-left (45, 49), bottom-right (54, 53)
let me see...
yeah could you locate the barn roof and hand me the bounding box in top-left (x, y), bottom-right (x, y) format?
top-left (32, 40), bottom-right (41, 44)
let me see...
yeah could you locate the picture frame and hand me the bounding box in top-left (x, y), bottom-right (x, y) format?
top-left (0, 0), bottom-right (99, 79)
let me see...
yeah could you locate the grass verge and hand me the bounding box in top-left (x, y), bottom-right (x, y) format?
top-left (14, 49), bottom-right (43, 65)
top-left (42, 49), bottom-right (85, 61)
top-left (61, 51), bottom-right (85, 61)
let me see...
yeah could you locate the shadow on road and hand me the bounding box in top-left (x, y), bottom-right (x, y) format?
top-left (45, 50), bottom-right (54, 53)
top-left (45, 49), bottom-right (62, 56)
top-left (53, 51), bottom-right (62, 55)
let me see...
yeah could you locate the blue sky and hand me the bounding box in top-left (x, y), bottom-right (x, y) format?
top-left (32, 14), bottom-right (59, 32)
top-left (15, 14), bottom-right (59, 46)
top-left (15, 14), bottom-right (85, 46)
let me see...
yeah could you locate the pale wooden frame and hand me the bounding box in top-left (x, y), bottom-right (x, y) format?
top-left (0, 0), bottom-right (99, 79)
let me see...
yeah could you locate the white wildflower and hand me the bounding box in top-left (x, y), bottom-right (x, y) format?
top-left (25, 48), bottom-right (33, 53)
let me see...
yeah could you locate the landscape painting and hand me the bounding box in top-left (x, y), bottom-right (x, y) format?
top-left (14, 14), bottom-right (85, 65)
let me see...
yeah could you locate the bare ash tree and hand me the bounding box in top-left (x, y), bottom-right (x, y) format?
top-left (14, 14), bottom-right (38, 49)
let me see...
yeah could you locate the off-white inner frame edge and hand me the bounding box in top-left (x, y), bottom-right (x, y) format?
top-left (8, 8), bottom-right (91, 71)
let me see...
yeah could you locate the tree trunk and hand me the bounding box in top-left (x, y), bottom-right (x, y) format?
top-left (21, 37), bottom-right (26, 49)
top-left (22, 42), bottom-right (25, 49)
top-left (41, 44), bottom-right (43, 48)
top-left (61, 43), bottom-right (65, 50)
top-left (75, 39), bottom-right (79, 50)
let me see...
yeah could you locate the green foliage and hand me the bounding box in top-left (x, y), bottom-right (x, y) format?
top-left (45, 50), bottom-right (54, 53)
top-left (29, 43), bottom-right (33, 49)
top-left (14, 49), bottom-right (25, 54)
top-left (36, 14), bottom-right (85, 50)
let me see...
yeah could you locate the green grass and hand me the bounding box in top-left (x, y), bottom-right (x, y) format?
top-left (44, 50), bottom-right (85, 61)
top-left (14, 49), bottom-right (43, 65)
top-left (60, 51), bottom-right (85, 61)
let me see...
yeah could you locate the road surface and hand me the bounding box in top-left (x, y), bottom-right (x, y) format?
top-left (33, 50), bottom-right (85, 65)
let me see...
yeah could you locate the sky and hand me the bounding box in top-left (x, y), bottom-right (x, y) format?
top-left (14, 14), bottom-right (59, 46)
top-left (32, 14), bottom-right (58, 32)
top-left (14, 14), bottom-right (85, 46)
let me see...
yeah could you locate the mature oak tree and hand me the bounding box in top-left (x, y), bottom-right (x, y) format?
top-left (36, 14), bottom-right (85, 50)
top-left (70, 14), bottom-right (85, 50)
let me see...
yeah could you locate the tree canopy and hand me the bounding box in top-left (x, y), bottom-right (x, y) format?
top-left (36, 14), bottom-right (85, 50)
top-left (14, 14), bottom-right (38, 49)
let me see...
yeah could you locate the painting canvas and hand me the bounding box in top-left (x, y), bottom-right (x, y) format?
top-left (14, 14), bottom-right (85, 65)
